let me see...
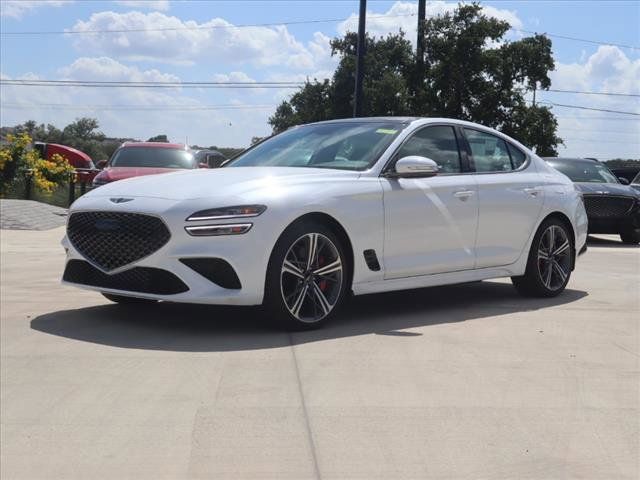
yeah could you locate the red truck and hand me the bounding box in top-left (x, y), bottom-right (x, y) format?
top-left (33, 142), bottom-right (98, 184)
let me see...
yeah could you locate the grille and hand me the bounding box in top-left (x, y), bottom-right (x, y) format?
top-left (63, 260), bottom-right (188, 295)
top-left (67, 211), bottom-right (171, 271)
top-left (583, 195), bottom-right (635, 218)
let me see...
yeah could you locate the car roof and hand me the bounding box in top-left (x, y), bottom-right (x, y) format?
top-left (307, 117), bottom-right (420, 125)
top-left (121, 142), bottom-right (186, 149)
top-left (542, 157), bottom-right (601, 164)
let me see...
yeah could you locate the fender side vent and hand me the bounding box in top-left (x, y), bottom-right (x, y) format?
top-left (180, 258), bottom-right (241, 289)
top-left (363, 249), bottom-right (381, 271)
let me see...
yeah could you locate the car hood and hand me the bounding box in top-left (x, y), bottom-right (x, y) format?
top-left (86, 166), bottom-right (361, 201)
top-left (96, 166), bottom-right (185, 182)
top-left (574, 182), bottom-right (639, 197)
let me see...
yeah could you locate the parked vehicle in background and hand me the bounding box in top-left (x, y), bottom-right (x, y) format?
top-left (194, 149), bottom-right (227, 168)
top-left (608, 166), bottom-right (640, 185)
top-left (33, 142), bottom-right (97, 183)
top-left (631, 171), bottom-right (640, 193)
top-left (544, 157), bottom-right (640, 244)
top-left (63, 118), bottom-right (588, 329)
top-left (92, 142), bottom-right (203, 187)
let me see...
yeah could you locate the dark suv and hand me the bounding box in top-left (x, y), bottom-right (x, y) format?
top-left (544, 157), bottom-right (640, 244)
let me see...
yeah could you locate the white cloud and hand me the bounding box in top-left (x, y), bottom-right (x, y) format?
top-left (68, 10), bottom-right (333, 70)
top-left (0, 0), bottom-right (73, 18)
top-left (0, 58), bottom-right (275, 149)
top-left (337, 1), bottom-right (523, 44)
top-left (549, 46), bottom-right (640, 159)
top-left (114, 1), bottom-right (170, 11)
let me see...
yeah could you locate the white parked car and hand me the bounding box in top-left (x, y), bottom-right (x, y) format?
top-left (62, 118), bottom-right (588, 329)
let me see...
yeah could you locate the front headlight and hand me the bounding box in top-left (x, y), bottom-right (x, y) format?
top-left (185, 223), bottom-right (253, 236)
top-left (185, 205), bottom-right (266, 221)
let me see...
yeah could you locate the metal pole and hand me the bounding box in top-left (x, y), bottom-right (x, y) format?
top-left (417, 0), bottom-right (426, 72)
top-left (353, 0), bottom-right (367, 117)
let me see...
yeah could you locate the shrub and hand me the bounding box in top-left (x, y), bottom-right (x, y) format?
top-left (0, 133), bottom-right (75, 195)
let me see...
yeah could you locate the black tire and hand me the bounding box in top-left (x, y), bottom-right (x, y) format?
top-left (263, 220), bottom-right (349, 330)
top-left (620, 229), bottom-right (640, 244)
top-left (101, 293), bottom-right (158, 305)
top-left (512, 218), bottom-right (574, 297)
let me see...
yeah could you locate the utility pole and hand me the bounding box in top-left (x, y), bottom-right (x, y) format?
top-left (416, 0), bottom-right (426, 73)
top-left (353, 0), bottom-right (366, 117)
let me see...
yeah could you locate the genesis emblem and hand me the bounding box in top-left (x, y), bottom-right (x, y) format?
top-left (110, 198), bottom-right (133, 204)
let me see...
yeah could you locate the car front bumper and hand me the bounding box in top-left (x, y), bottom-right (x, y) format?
top-left (61, 199), bottom-right (276, 306)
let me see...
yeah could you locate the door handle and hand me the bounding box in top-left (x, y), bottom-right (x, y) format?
top-left (523, 187), bottom-right (541, 197)
top-left (453, 190), bottom-right (475, 200)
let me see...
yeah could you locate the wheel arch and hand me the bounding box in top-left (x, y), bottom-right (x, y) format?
top-left (539, 211), bottom-right (577, 270)
top-left (272, 211), bottom-right (355, 291)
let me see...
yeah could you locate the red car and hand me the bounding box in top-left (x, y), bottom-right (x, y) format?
top-left (93, 142), bottom-right (203, 187)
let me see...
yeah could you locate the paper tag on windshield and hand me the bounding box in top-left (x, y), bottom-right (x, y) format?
top-left (376, 128), bottom-right (397, 135)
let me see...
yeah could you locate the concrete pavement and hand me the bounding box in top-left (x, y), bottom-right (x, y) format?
top-left (1, 227), bottom-right (638, 479)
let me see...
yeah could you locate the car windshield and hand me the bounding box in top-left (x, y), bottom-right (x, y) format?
top-left (550, 161), bottom-right (619, 183)
top-left (227, 122), bottom-right (405, 171)
top-left (633, 171), bottom-right (640, 184)
top-left (110, 147), bottom-right (195, 169)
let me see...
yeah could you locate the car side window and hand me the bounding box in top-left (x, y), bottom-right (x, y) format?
top-left (507, 143), bottom-right (527, 169)
top-left (464, 129), bottom-right (512, 172)
top-left (395, 126), bottom-right (462, 173)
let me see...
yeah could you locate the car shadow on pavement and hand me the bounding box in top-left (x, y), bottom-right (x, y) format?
top-left (587, 235), bottom-right (639, 248)
top-left (31, 281), bottom-right (588, 352)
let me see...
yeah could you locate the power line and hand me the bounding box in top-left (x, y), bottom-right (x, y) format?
top-left (555, 115), bottom-right (640, 121)
top-left (538, 100), bottom-right (640, 116)
top-left (562, 137), bottom-right (640, 144)
top-left (1, 12), bottom-right (637, 52)
top-left (0, 12), bottom-right (416, 36)
top-left (544, 89), bottom-right (640, 98)
top-left (517, 29), bottom-right (640, 51)
top-left (1, 103), bottom-right (278, 111)
top-left (0, 80), bottom-right (304, 89)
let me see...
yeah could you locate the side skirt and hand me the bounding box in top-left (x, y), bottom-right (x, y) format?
top-left (352, 265), bottom-right (520, 296)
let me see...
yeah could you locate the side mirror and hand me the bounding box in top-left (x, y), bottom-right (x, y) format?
top-left (391, 156), bottom-right (439, 178)
top-left (618, 177), bottom-right (630, 185)
top-left (96, 160), bottom-right (108, 169)
top-left (198, 162), bottom-right (209, 169)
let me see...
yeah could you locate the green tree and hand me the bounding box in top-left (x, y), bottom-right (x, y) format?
top-left (60, 117), bottom-right (106, 161)
top-left (268, 2), bottom-right (562, 154)
top-left (147, 134), bottom-right (169, 142)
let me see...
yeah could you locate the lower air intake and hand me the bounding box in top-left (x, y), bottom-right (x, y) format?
top-left (63, 259), bottom-right (188, 295)
top-left (180, 258), bottom-right (242, 289)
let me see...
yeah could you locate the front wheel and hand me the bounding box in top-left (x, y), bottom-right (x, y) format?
top-left (512, 219), bottom-right (574, 297)
top-left (264, 221), bottom-right (349, 330)
top-left (620, 229), bottom-right (640, 244)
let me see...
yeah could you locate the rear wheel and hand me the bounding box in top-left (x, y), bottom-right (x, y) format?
top-left (620, 229), bottom-right (640, 244)
top-left (101, 293), bottom-right (158, 305)
top-left (512, 219), bottom-right (574, 297)
top-left (264, 221), bottom-right (349, 330)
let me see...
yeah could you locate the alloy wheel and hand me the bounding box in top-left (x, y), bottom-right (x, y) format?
top-left (280, 233), bottom-right (343, 323)
top-left (536, 225), bottom-right (571, 291)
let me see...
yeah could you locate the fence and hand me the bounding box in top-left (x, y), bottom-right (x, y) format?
top-left (21, 168), bottom-right (98, 207)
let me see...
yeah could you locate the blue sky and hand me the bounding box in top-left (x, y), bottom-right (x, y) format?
top-left (1, 0), bottom-right (639, 158)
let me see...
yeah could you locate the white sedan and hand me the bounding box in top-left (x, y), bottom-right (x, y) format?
top-left (62, 118), bottom-right (588, 329)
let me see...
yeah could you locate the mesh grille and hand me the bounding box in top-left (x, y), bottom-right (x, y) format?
top-left (63, 260), bottom-right (188, 295)
top-left (67, 211), bottom-right (170, 271)
top-left (583, 195), bottom-right (634, 218)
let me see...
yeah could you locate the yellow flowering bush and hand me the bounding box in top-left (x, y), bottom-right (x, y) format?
top-left (0, 133), bottom-right (75, 195)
